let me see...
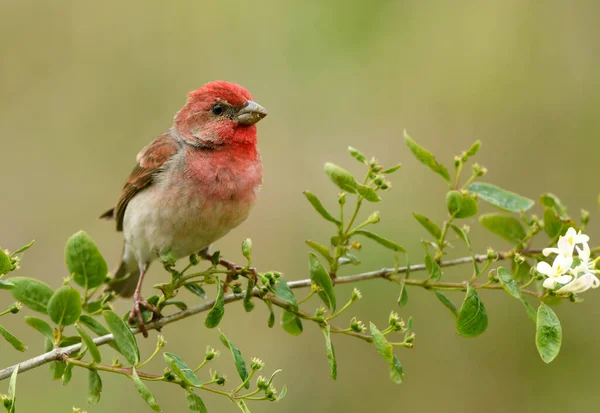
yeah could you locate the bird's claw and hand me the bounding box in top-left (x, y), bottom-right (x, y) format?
top-left (128, 296), bottom-right (160, 338)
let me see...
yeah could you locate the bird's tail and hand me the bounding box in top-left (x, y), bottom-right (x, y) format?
top-left (109, 258), bottom-right (140, 298)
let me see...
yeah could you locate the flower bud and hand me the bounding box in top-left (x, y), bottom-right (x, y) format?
top-left (487, 248), bottom-right (498, 260)
top-left (581, 209), bottom-right (590, 226)
top-left (265, 385), bottom-right (277, 400)
top-left (351, 241), bottom-right (361, 250)
top-left (250, 357), bottom-right (265, 371)
top-left (368, 211), bottom-right (380, 224)
top-left (156, 335), bottom-right (166, 349)
top-left (233, 285), bottom-right (243, 294)
top-left (338, 192), bottom-right (347, 205)
top-left (351, 288), bottom-right (362, 302)
top-left (350, 317), bottom-right (365, 332)
top-left (315, 307), bottom-right (326, 318)
top-left (454, 156), bottom-right (462, 167)
top-left (379, 181), bottom-right (390, 190)
top-left (7, 302), bottom-right (21, 314)
top-left (163, 368), bottom-right (175, 381)
top-left (513, 253), bottom-right (525, 266)
top-left (256, 376), bottom-right (268, 390)
top-left (205, 346), bottom-right (219, 361)
top-left (188, 253), bottom-right (199, 266)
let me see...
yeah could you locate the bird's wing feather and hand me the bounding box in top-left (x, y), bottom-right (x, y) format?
top-left (102, 131), bottom-right (181, 231)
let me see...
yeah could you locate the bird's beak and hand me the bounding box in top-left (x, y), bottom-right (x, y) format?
top-left (236, 100), bottom-right (268, 125)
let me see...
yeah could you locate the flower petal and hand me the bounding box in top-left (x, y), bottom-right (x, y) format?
top-left (543, 278), bottom-right (557, 289)
top-left (537, 261), bottom-right (553, 276)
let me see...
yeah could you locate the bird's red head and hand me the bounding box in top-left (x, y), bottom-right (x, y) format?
top-left (173, 81), bottom-right (267, 148)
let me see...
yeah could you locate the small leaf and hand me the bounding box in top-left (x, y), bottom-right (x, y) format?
top-left (389, 355), bottom-right (404, 384)
top-left (303, 191), bottom-right (341, 226)
top-left (536, 303), bottom-right (562, 363)
top-left (425, 254), bottom-right (442, 281)
top-left (273, 278), bottom-right (298, 308)
top-left (65, 231), bottom-right (108, 289)
top-left (163, 353), bottom-right (202, 387)
top-left (0, 325), bottom-right (26, 352)
top-left (278, 385), bottom-right (288, 401)
top-left (305, 240), bottom-right (332, 263)
top-left (453, 193), bottom-right (478, 219)
top-left (522, 298), bottom-right (537, 324)
top-left (497, 267), bottom-right (522, 299)
top-left (412, 213), bottom-right (442, 239)
top-left (88, 370), bottom-right (102, 405)
top-left (356, 184), bottom-right (381, 202)
top-left (449, 224), bottom-right (479, 274)
top-left (456, 285), bottom-right (488, 337)
top-left (354, 230), bottom-right (405, 252)
top-left (434, 291), bottom-right (458, 318)
top-left (186, 390), bottom-right (207, 413)
top-left (467, 182), bottom-right (534, 212)
top-left (465, 140), bottom-right (481, 158)
top-left (540, 193), bottom-right (567, 217)
top-left (0, 280), bottom-right (16, 290)
top-left (348, 146), bottom-right (367, 164)
top-left (397, 283), bottom-right (408, 308)
top-left (479, 213), bottom-right (526, 245)
top-left (324, 162), bottom-right (358, 194)
top-left (75, 323), bottom-right (101, 363)
top-left (236, 400), bottom-right (252, 413)
top-left (404, 130), bottom-right (450, 182)
top-left (132, 367), bottom-right (161, 411)
top-left (266, 301), bottom-right (275, 328)
top-left (219, 330), bottom-right (249, 388)
top-left (103, 310), bottom-right (140, 365)
top-left (24, 316), bottom-right (54, 341)
top-left (321, 325), bottom-right (337, 380)
top-left (12, 240), bottom-right (35, 256)
top-left (369, 322), bottom-right (403, 383)
top-left (205, 279), bottom-right (225, 328)
top-left (243, 278), bottom-right (255, 312)
top-left (543, 208), bottom-right (566, 239)
top-left (281, 310), bottom-right (303, 336)
top-left (241, 238), bottom-right (252, 261)
top-left (62, 362), bottom-right (75, 386)
top-left (382, 164), bottom-right (402, 174)
top-left (79, 315), bottom-right (119, 351)
top-left (8, 365), bottom-right (18, 411)
top-left (0, 249), bottom-right (12, 275)
top-left (184, 283), bottom-right (207, 299)
top-left (47, 286), bottom-right (82, 326)
top-left (8, 277), bottom-right (54, 313)
top-left (446, 190), bottom-right (463, 216)
top-left (308, 253), bottom-right (336, 311)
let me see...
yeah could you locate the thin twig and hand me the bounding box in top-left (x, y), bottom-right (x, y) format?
top-left (0, 252), bottom-right (521, 381)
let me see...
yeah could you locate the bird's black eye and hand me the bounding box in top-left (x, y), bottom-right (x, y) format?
top-left (212, 104), bottom-right (224, 116)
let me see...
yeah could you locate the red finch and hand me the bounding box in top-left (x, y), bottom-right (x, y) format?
top-left (101, 81), bottom-right (267, 336)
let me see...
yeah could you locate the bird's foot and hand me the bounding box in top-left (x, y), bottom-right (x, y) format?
top-left (128, 295), bottom-right (160, 338)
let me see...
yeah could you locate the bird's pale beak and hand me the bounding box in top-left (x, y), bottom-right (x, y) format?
top-left (236, 100), bottom-right (268, 125)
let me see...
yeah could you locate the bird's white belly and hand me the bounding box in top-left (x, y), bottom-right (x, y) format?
top-left (122, 185), bottom-right (254, 266)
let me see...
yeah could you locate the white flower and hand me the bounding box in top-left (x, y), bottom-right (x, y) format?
top-left (543, 227), bottom-right (589, 258)
top-left (537, 254), bottom-right (573, 289)
top-left (557, 272), bottom-right (600, 294)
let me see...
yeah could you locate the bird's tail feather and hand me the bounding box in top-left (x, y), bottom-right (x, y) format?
top-left (109, 259), bottom-right (140, 298)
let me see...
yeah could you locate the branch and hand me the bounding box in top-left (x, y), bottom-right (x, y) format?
top-left (0, 251), bottom-right (526, 381)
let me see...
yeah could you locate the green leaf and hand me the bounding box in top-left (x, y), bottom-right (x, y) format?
top-left (273, 278), bottom-right (298, 308)
top-left (0, 325), bottom-right (26, 352)
top-left (243, 278), bottom-right (255, 312)
top-left (348, 146), bottom-right (367, 164)
top-left (303, 191), bottom-right (341, 226)
top-left (356, 184), bottom-right (381, 202)
top-left (47, 286), bottom-right (82, 326)
top-left (65, 231), bottom-right (108, 289)
top-left (132, 367), bottom-right (161, 412)
top-left (434, 291), bottom-right (458, 318)
top-left (543, 208), bottom-right (566, 239)
top-left (479, 213), bottom-right (526, 245)
top-left (0, 280), bottom-right (15, 290)
top-left (8, 277), bottom-right (54, 313)
top-left (102, 310), bottom-right (140, 365)
top-left (465, 140), bottom-right (481, 158)
top-left (186, 390), bottom-right (207, 413)
top-left (305, 240), bottom-right (332, 263)
top-left (62, 361), bottom-right (75, 386)
top-left (456, 285), bottom-right (488, 337)
top-left (447, 192), bottom-right (478, 219)
top-left (278, 385), bottom-right (288, 401)
top-left (397, 283), bottom-right (408, 308)
top-left (184, 283), bottom-right (207, 299)
top-left (324, 162), bottom-right (358, 194)
top-left (412, 213), bottom-right (442, 239)
top-left (88, 370), bottom-right (102, 405)
top-left (467, 182), bottom-right (534, 212)
top-left (539, 193), bottom-right (567, 217)
top-left (497, 267), bottom-right (522, 299)
top-left (205, 279), bottom-right (225, 328)
top-left (236, 400), bottom-right (252, 413)
top-left (24, 316), bottom-right (54, 341)
top-left (75, 323), bottom-right (101, 363)
top-left (163, 352), bottom-right (202, 387)
top-left (0, 249), bottom-right (12, 275)
top-left (382, 164), bottom-right (402, 174)
top-left (446, 190), bottom-right (463, 216)
top-left (281, 310), bottom-right (303, 336)
top-left (321, 324), bottom-right (337, 380)
top-left (449, 224), bottom-right (479, 274)
top-left (425, 254), bottom-right (441, 281)
top-left (369, 322), bottom-right (403, 383)
top-left (8, 365), bottom-right (18, 412)
top-left (512, 259), bottom-right (532, 284)
top-left (219, 330), bottom-right (249, 388)
top-left (266, 301), bottom-right (275, 328)
top-left (79, 314), bottom-right (119, 351)
top-left (404, 130), bottom-right (450, 182)
top-left (354, 230), bottom-right (405, 252)
top-left (536, 303), bottom-right (562, 363)
top-left (241, 238), bottom-right (252, 261)
top-left (522, 299), bottom-right (537, 325)
top-left (12, 240), bottom-right (35, 256)
top-left (308, 253), bottom-right (336, 311)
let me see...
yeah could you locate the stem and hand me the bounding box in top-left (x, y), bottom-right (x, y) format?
top-left (193, 359), bottom-right (209, 374)
top-left (233, 370), bottom-right (256, 394)
top-left (137, 342), bottom-right (162, 369)
top-left (326, 298), bottom-right (355, 321)
top-left (297, 288), bottom-right (317, 305)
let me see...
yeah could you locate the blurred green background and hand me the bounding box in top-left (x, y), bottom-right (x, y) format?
top-left (2, 0), bottom-right (600, 412)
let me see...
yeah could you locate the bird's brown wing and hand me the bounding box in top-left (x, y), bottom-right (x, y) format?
top-left (100, 131), bottom-right (181, 231)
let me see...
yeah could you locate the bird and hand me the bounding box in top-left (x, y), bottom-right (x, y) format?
top-left (100, 81), bottom-right (267, 336)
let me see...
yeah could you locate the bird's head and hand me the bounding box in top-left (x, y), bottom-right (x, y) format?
top-left (173, 81), bottom-right (267, 147)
